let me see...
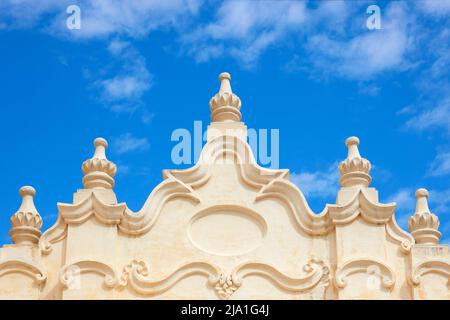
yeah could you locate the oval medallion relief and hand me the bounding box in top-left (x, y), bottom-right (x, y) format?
top-left (188, 206), bottom-right (267, 256)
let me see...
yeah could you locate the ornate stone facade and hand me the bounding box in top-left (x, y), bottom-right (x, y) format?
top-left (0, 73), bottom-right (448, 300)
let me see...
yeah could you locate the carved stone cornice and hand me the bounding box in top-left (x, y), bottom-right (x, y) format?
top-left (329, 189), bottom-right (395, 225)
top-left (39, 192), bottom-right (126, 254)
top-left (58, 192), bottom-right (126, 225)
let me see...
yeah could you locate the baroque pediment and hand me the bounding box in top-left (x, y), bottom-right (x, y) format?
top-left (1, 72), bottom-right (448, 300)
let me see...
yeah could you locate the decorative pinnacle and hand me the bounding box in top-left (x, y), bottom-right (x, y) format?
top-left (9, 186), bottom-right (43, 245)
top-left (81, 137), bottom-right (117, 189)
top-left (93, 137), bottom-right (108, 160)
top-left (218, 72), bottom-right (232, 94)
top-left (209, 72), bottom-right (242, 122)
top-left (338, 136), bottom-right (371, 188)
top-left (345, 137), bottom-right (361, 159)
top-left (408, 188), bottom-right (441, 244)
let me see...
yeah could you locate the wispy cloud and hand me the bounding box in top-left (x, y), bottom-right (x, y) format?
top-left (304, 2), bottom-right (413, 80)
top-left (0, 0), bottom-right (202, 39)
top-left (112, 133), bottom-right (150, 155)
top-left (427, 150), bottom-right (450, 177)
top-left (182, 1), bottom-right (308, 68)
top-left (387, 188), bottom-right (415, 229)
top-left (405, 99), bottom-right (450, 135)
top-left (90, 39), bottom-right (154, 122)
top-left (291, 163), bottom-right (339, 200)
top-left (416, 0), bottom-right (450, 17)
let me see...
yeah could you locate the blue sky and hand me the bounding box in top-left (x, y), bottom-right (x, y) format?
top-left (0, 0), bottom-right (449, 245)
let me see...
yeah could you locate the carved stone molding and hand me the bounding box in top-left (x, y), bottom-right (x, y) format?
top-left (39, 193), bottom-right (126, 254)
top-left (59, 192), bottom-right (126, 225)
top-left (255, 180), bottom-right (333, 236)
top-left (335, 258), bottom-right (396, 290)
top-left (410, 260), bottom-right (450, 286)
top-left (0, 258), bottom-right (47, 286)
top-left (164, 135), bottom-right (289, 190)
top-left (329, 189), bottom-right (413, 254)
top-left (118, 260), bottom-right (222, 297)
top-left (228, 258), bottom-right (330, 300)
top-left (118, 258), bottom-right (329, 300)
top-left (59, 260), bottom-right (118, 289)
top-left (118, 178), bottom-right (200, 235)
top-left (329, 189), bottom-right (395, 225)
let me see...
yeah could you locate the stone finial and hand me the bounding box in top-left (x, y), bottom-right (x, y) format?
top-left (408, 188), bottom-right (441, 244)
top-left (81, 138), bottom-right (117, 189)
top-left (209, 72), bottom-right (242, 122)
top-left (338, 136), bottom-right (372, 188)
top-left (9, 186), bottom-right (43, 245)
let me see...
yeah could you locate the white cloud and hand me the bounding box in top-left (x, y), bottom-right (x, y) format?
top-left (305, 2), bottom-right (412, 80)
top-left (291, 163), bottom-right (339, 199)
top-left (116, 164), bottom-right (130, 176)
top-left (100, 41), bottom-right (152, 102)
top-left (428, 150), bottom-right (450, 177)
top-left (89, 40), bottom-right (154, 121)
top-left (102, 75), bottom-right (150, 101)
top-left (183, 0), bottom-right (308, 67)
top-left (428, 188), bottom-right (450, 214)
top-left (417, 0), bottom-right (450, 17)
top-left (0, 0), bottom-right (202, 39)
top-left (112, 133), bottom-right (150, 154)
top-left (387, 188), bottom-right (415, 229)
top-left (358, 83), bottom-right (380, 96)
top-left (405, 99), bottom-right (450, 134)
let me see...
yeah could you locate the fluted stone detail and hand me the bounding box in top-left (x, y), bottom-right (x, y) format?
top-left (82, 138), bottom-right (117, 189)
top-left (9, 186), bottom-right (43, 245)
top-left (209, 72), bottom-right (242, 122)
top-left (338, 136), bottom-right (371, 188)
top-left (408, 188), bottom-right (441, 244)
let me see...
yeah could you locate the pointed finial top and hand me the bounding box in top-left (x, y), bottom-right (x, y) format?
top-left (209, 72), bottom-right (242, 122)
top-left (82, 137), bottom-right (117, 189)
top-left (345, 136), bottom-right (361, 159)
top-left (19, 185), bottom-right (36, 197)
top-left (338, 136), bottom-right (371, 187)
top-left (408, 188), bottom-right (441, 244)
top-left (93, 137), bottom-right (108, 160)
top-left (10, 185), bottom-right (43, 245)
top-left (218, 72), bottom-right (232, 94)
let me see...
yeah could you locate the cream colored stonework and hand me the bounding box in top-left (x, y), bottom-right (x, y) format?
top-left (0, 72), bottom-right (449, 300)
